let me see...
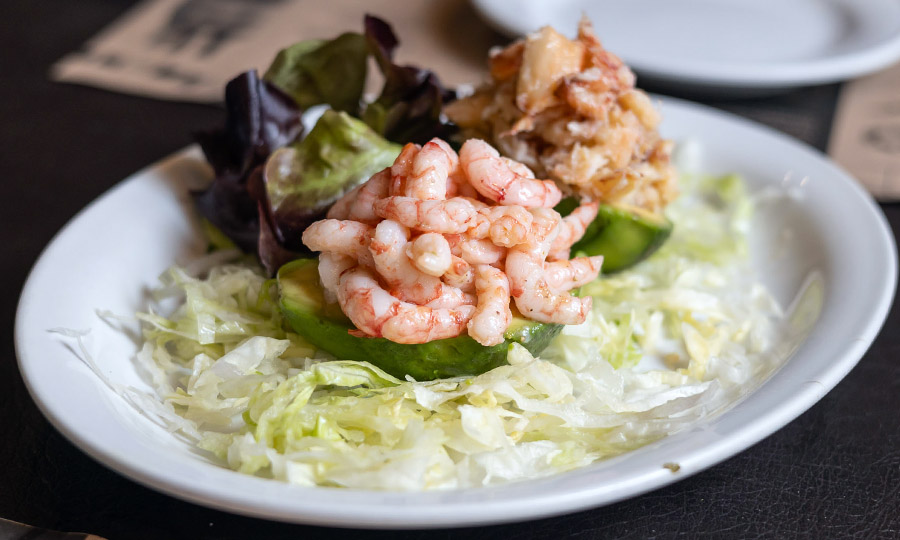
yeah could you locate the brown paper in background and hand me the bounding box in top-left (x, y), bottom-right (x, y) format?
top-left (51, 0), bottom-right (505, 102)
top-left (828, 61), bottom-right (900, 200)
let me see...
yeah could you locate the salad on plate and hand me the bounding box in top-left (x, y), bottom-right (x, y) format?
top-left (118, 15), bottom-right (799, 490)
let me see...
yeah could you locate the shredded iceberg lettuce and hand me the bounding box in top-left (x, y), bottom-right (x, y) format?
top-left (132, 173), bottom-right (793, 490)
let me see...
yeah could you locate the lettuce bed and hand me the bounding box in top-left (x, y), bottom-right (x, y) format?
top-left (133, 174), bottom-right (787, 490)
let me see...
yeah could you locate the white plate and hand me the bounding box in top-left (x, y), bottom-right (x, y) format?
top-left (472, 0), bottom-right (900, 92)
top-left (15, 99), bottom-right (896, 528)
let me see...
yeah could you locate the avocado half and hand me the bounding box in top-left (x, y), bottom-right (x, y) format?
top-left (277, 258), bottom-right (563, 381)
top-left (558, 199), bottom-right (672, 273)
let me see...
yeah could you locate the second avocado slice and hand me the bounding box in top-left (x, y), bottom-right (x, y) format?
top-left (558, 200), bottom-right (673, 273)
top-left (277, 258), bottom-right (563, 381)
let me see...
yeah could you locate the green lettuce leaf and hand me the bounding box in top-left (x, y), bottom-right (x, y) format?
top-left (256, 109), bottom-right (401, 273)
top-left (194, 16), bottom-right (456, 272)
top-left (264, 33), bottom-right (369, 114)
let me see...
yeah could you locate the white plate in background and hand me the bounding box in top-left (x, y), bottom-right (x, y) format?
top-left (472, 0), bottom-right (900, 92)
top-left (15, 98), bottom-right (896, 527)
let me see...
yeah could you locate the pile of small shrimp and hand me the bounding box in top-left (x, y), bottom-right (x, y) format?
top-left (301, 138), bottom-right (603, 346)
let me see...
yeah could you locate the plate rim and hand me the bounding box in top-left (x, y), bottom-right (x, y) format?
top-left (14, 97), bottom-right (897, 528)
top-left (470, 0), bottom-right (900, 89)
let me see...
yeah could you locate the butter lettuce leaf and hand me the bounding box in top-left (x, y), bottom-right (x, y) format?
top-left (264, 33), bottom-right (369, 114)
top-left (257, 109), bottom-right (401, 273)
top-left (193, 16), bottom-right (454, 269)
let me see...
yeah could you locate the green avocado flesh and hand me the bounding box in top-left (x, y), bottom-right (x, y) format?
top-left (277, 258), bottom-right (563, 381)
top-left (565, 201), bottom-right (673, 273)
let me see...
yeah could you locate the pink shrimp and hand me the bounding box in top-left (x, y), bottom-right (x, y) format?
top-left (337, 267), bottom-right (474, 344)
top-left (406, 233), bottom-right (453, 277)
top-left (317, 252), bottom-right (355, 303)
top-left (373, 196), bottom-right (476, 234)
top-left (466, 206), bottom-right (530, 242)
top-left (326, 185), bottom-right (361, 219)
top-left (461, 196), bottom-right (490, 210)
top-left (302, 219), bottom-right (375, 267)
top-left (466, 211), bottom-right (491, 239)
top-left (461, 197), bottom-right (493, 238)
top-left (459, 139), bottom-right (562, 207)
top-left (446, 169), bottom-right (481, 199)
top-left (406, 138), bottom-right (457, 200)
top-left (544, 256), bottom-right (604, 292)
top-left (347, 168), bottom-right (390, 224)
top-left (501, 157), bottom-right (535, 179)
top-left (467, 265), bottom-right (513, 346)
top-left (445, 234), bottom-right (507, 265)
top-left (369, 220), bottom-right (473, 308)
top-left (442, 255), bottom-right (475, 293)
top-left (389, 143), bottom-right (421, 195)
top-left (548, 201), bottom-right (599, 260)
top-left (505, 208), bottom-right (593, 324)
top-left (481, 206), bottom-right (534, 247)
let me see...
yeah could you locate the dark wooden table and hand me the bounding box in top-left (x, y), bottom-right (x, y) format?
top-left (3, 2), bottom-right (898, 538)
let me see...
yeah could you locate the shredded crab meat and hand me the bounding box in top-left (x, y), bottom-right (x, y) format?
top-left (445, 17), bottom-right (677, 214)
top-left (302, 138), bottom-right (602, 345)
